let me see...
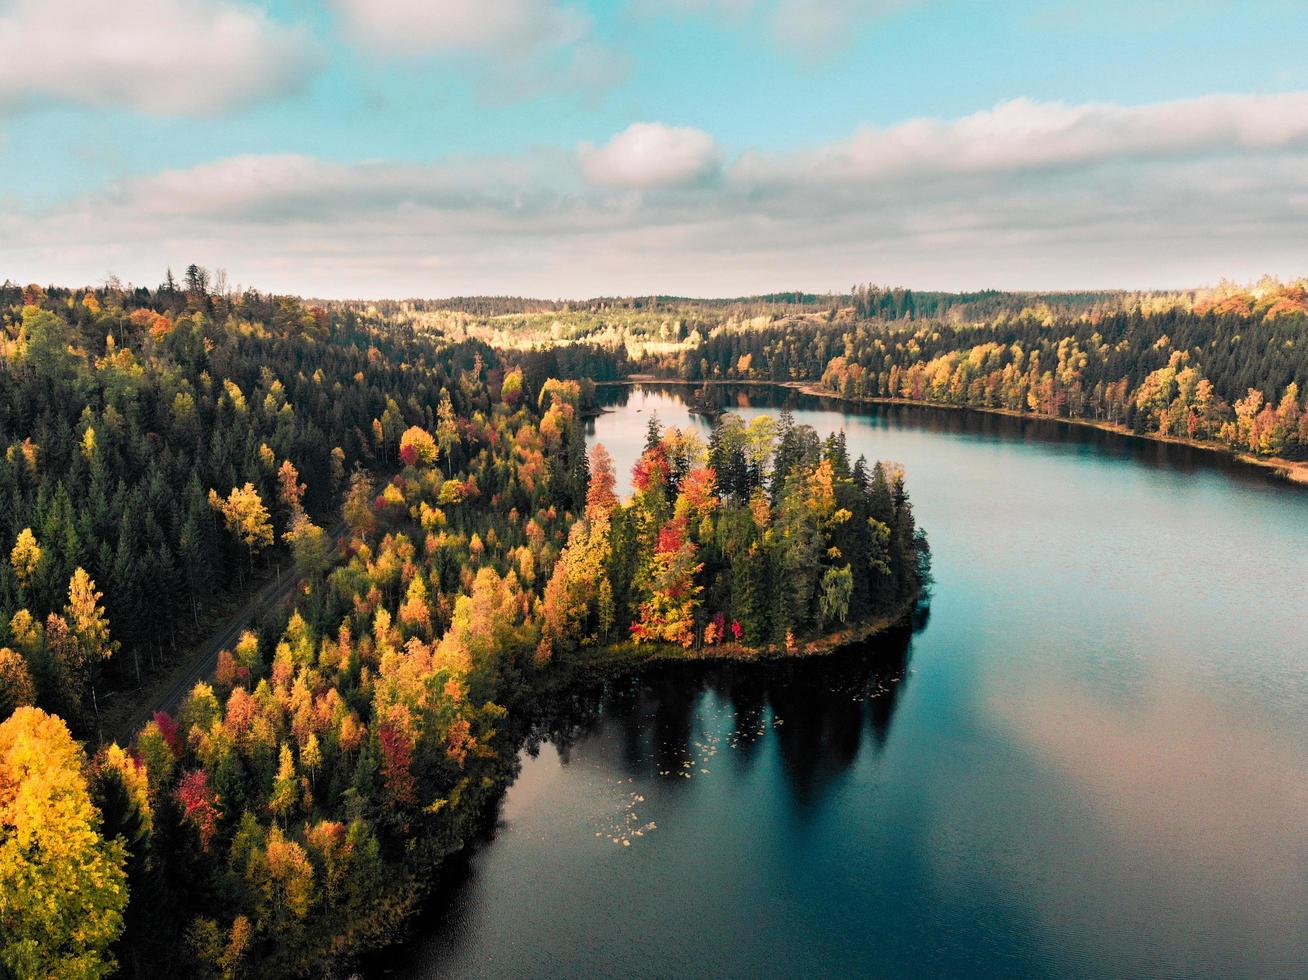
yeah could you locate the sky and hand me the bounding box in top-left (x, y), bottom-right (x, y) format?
top-left (1, 0), bottom-right (1306, 299)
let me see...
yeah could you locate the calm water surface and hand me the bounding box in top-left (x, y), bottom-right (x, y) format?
top-left (392, 384), bottom-right (1308, 979)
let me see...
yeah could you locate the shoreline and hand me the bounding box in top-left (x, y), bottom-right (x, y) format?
top-left (616, 375), bottom-right (1308, 487)
top-left (551, 596), bottom-right (920, 680)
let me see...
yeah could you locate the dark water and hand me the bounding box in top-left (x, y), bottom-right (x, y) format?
top-left (393, 384), bottom-right (1308, 979)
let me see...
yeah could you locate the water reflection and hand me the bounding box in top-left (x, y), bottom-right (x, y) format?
top-left (973, 675), bottom-right (1308, 977)
top-left (532, 615), bottom-right (921, 809)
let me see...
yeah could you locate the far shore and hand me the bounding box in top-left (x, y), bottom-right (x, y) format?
top-left (615, 375), bottom-right (1308, 487)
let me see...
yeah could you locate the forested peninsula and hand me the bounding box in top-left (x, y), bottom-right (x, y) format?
top-left (0, 276), bottom-right (924, 978)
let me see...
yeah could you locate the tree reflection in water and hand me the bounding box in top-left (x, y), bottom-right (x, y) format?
top-left (528, 601), bottom-right (928, 810)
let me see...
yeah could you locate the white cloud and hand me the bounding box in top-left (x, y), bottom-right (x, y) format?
top-left (578, 123), bottom-right (722, 189)
top-left (0, 0), bottom-right (319, 115)
top-left (4, 93), bottom-right (1308, 297)
top-left (733, 92), bottom-right (1308, 187)
top-left (334, 0), bottom-right (626, 99)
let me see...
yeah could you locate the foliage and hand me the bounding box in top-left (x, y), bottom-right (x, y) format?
top-left (0, 707), bottom-right (127, 979)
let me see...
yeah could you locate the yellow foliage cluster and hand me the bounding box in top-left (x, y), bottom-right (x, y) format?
top-left (0, 707), bottom-right (127, 979)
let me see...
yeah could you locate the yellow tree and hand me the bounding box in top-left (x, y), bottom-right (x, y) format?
top-left (0, 707), bottom-right (127, 979)
top-left (283, 515), bottom-right (332, 582)
top-left (398, 425), bottom-right (438, 467)
top-left (56, 569), bottom-right (118, 720)
top-left (538, 517), bottom-right (611, 663)
top-left (9, 528), bottom-right (41, 591)
top-left (268, 744), bottom-right (298, 824)
top-left (210, 484), bottom-right (275, 576)
top-left (65, 569), bottom-right (115, 666)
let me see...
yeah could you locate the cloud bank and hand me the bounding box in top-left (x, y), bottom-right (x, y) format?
top-left (733, 92), bottom-right (1308, 186)
top-left (335, 0), bottom-right (585, 55)
top-left (0, 0), bottom-right (319, 115)
top-left (4, 93), bottom-right (1306, 297)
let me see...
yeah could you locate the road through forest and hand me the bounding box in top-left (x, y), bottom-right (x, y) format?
top-left (109, 519), bottom-right (348, 745)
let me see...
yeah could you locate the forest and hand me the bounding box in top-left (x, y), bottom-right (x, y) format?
top-left (0, 274), bottom-right (925, 979)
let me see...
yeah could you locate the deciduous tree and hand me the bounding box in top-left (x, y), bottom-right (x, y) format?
top-left (0, 707), bottom-right (127, 979)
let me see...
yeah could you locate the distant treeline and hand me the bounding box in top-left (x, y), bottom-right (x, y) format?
top-left (640, 303), bottom-right (1308, 459)
top-left (356, 278), bottom-right (1308, 462)
top-left (318, 286), bottom-right (1138, 321)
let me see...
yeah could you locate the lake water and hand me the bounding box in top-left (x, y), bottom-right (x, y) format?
top-left (392, 384), bottom-right (1308, 978)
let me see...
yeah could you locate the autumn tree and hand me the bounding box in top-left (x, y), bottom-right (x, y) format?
top-left (0, 647), bottom-right (36, 718)
top-left (630, 517), bottom-right (702, 647)
top-left (538, 518), bottom-right (611, 662)
top-left (210, 484), bottom-right (274, 576)
top-left (9, 527), bottom-right (42, 592)
top-left (0, 707), bottom-right (127, 979)
top-left (284, 515), bottom-right (333, 582)
top-left (276, 459), bottom-right (306, 522)
top-left (585, 443), bottom-right (618, 523)
top-left (60, 568), bottom-right (118, 718)
top-left (398, 425), bottom-right (438, 467)
top-left (342, 469), bottom-right (378, 542)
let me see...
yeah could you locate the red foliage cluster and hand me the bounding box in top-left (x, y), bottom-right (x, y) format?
top-left (632, 447), bottom-right (669, 493)
top-left (378, 723), bottom-right (416, 807)
top-left (154, 710), bottom-right (182, 756)
top-left (680, 466), bottom-right (718, 513)
top-left (656, 516), bottom-right (687, 556)
top-left (175, 769), bottom-right (221, 850)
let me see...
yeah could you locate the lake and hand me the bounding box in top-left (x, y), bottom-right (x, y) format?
top-left (390, 383), bottom-right (1308, 978)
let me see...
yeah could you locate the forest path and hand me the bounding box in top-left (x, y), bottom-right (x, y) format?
top-left (108, 518), bottom-right (349, 745)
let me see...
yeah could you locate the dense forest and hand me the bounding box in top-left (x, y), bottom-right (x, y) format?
top-left (0, 274), bottom-right (925, 979)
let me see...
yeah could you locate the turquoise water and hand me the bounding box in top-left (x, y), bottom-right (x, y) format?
top-left (393, 384), bottom-right (1308, 978)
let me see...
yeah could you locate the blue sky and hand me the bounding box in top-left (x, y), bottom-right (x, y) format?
top-left (2, 0), bottom-right (1307, 297)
